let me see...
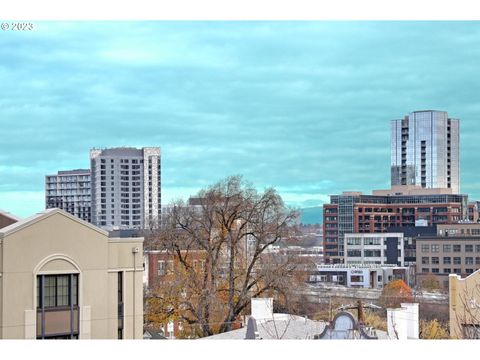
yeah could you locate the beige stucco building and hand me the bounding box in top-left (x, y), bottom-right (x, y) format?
top-left (0, 208), bottom-right (143, 339)
top-left (449, 270), bottom-right (480, 339)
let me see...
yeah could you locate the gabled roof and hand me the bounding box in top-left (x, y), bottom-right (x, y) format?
top-left (204, 314), bottom-right (327, 340)
top-left (0, 208), bottom-right (22, 222)
top-left (0, 208), bottom-right (108, 239)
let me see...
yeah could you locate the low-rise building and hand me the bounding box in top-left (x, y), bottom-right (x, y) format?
top-left (0, 208), bottom-right (143, 339)
top-left (0, 209), bottom-right (21, 229)
top-left (449, 270), bottom-right (480, 339)
top-left (308, 264), bottom-right (409, 289)
top-left (416, 223), bottom-right (480, 290)
top-left (344, 233), bottom-right (404, 266)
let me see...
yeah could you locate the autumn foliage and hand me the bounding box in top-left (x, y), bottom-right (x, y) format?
top-left (380, 279), bottom-right (413, 308)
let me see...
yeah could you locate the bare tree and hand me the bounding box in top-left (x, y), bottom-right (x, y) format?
top-left (145, 175), bottom-right (301, 337)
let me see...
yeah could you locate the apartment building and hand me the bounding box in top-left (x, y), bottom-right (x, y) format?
top-left (344, 233), bottom-right (404, 266)
top-left (416, 223), bottom-right (480, 289)
top-left (323, 187), bottom-right (468, 264)
top-left (0, 208), bottom-right (143, 339)
top-left (90, 147), bottom-right (161, 230)
top-left (45, 169), bottom-right (91, 222)
top-left (391, 110), bottom-right (460, 193)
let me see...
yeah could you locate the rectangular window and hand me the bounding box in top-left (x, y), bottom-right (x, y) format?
top-left (421, 244), bottom-right (430, 252)
top-left (118, 272), bottom-right (124, 339)
top-left (36, 274), bottom-right (79, 339)
top-left (443, 244), bottom-right (452, 253)
top-left (465, 257), bottom-right (474, 265)
top-left (465, 245), bottom-right (473, 252)
top-left (454, 257), bottom-right (462, 265)
top-left (422, 257), bottom-right (429, 265)
top-left (443, 268), bottom-right (451, 274)
top-left (443, 257), bottom-right (451, 265)
top-left (453, 245), bottom-right (461, 252)
top-left (431, 245), bottom-right (440, 253)
top-left (432, 257), bottom-right (439, 264)
top-left (158, 260), bottom-right (165, 275)
top-left (431, 268), bottom-right (439, 273)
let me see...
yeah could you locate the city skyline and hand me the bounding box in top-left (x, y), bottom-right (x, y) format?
top-left (1, 22), bottom-right (480, 217)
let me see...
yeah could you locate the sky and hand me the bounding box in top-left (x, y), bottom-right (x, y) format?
top-left (1, 21), bottom-right (480, 218)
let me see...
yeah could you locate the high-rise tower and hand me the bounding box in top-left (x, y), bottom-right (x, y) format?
top-left (90, 147), bottom-right (161, 229)
top-left (391, 110), bottom-right (459, 194)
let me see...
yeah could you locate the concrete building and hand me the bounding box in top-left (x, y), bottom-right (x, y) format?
top-left (344, 233), bottom-right (404, 266)
top-left (416, 223), bottom-right (480, 290)
top-left (0, 208), bottom-right (143, 339)
top-left (385, 225), bottom-right (437, 267)
top-left (323, 189), bottom-right (468, 264)
top-left (449, 270), bottom-right (480, 339)
top-left (90, 147), bottom-right (161, 230)
top-left (45, 169), bottom-right (91, 222)
top-left (308, 264), bottom-right (409, 289)
top-left (391, 110), bottom-right (460, 194)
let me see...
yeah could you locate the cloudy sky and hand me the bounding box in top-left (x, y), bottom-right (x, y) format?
top-left (1, 21), bottom-right (479, 217)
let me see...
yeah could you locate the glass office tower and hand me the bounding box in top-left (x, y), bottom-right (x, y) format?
top-left (391, 110), bottom-right (459, 194)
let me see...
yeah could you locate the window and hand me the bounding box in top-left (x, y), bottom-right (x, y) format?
top-left (431, 245), bottom-right (440, 253)
top-left (36, 274), bottom-right (79, 339)
top-left (443, 268), bottom-right (451, 274)
top-left (432, 257), bottom-right (439, 264)
top-left (453, 245), bottom-right (461, 252)
top-left (476, 245), bottom-right (480, 253)
top-left (465, 245), bottom-right (473, 252)
top-left (465, 257), bottom-right (474, 265)
top-left (443, 257), bottom-right (451, 265)
top-left (431, 268), bottom-right (439, 273)
top-left (118, 272), bottom-right (124, 339)
top-left (453, 268), bottom-right (461, 274)
top-left (422, 268), bottom-right (429, 273)
top-left (476, 257), bottom-right (480, 265)
top-left (443, 244), bottom-right (452, 253)
top-left (421, 244), bottom-right (430, 252)
top-left (466, 269), bottom-right (474, 274)
top-left (422, 257), bottom-right (429, 265)
top-left (453, 257), bottom-right (461, 265)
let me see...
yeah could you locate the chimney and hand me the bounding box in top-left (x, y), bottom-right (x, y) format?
top-left (251, 298), bottom-right (274, 322)
top-left (387, 303), bottom-right (419, 339)
top-left (400, 303), bottom-right (419, 339)
top-left (244, 317), bottom-right (260, 339)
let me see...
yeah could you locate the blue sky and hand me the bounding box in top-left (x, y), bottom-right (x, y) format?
top-left (1, 21), bottom-right (480, 218)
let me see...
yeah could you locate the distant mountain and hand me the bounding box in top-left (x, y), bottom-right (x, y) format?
top-left (299, 206), bottom-right (323, 225)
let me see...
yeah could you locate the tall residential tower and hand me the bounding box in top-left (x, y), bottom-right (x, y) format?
top-left (45, 169), bottom-right (92, 222)
top-left (391, 110), bottom-right (460, 194)
top-left (90, 147), bottom-right (161, 230)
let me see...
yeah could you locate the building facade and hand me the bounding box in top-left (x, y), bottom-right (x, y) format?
top-left (0, 209), bottom-right (143, 339)
top-left (344, 233), bottom-right (404, 266)
top-left (449, 270), bottom-right (480, 339)
top-left (90, 147), bottom-right (161, 230)
top-left (45, 169), bottom-right (91, 222)
top-left (391, 110), bottom-right (460, 193)
top-left (308, 264), bottom-right (409, 289)
top-left (323, 190), bottom-right (468, 264)
top-left (416, 223), bottom-right (480, 289)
